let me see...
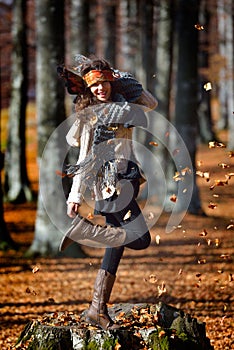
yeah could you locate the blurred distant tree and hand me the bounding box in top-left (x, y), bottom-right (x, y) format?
top-left (0, 160), bottom-right (16, 250)
top-left (4, 0), bottom-right (33, 203)
top-left (175, 0), bottom-right (204, 215)
top-left (69, 0), bottom-right (90, 60)
top-left (217, 0), bottom-right (234, 148)
top-left (197, 0), bottom-right (217, 143)
top-left (27, 0), bottom-right (85, 257)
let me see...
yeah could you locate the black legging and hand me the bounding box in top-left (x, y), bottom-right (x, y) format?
top-left (100, 179), bottom-right (151, 275)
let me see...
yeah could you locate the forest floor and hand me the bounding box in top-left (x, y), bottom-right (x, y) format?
top-left (0, 122), bottom-right (233, 349)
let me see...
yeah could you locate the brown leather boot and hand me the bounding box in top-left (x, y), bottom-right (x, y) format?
top-left (86, 269), bottom-right (120, 330)
top-left (59, 214), bottom-right (126, 251)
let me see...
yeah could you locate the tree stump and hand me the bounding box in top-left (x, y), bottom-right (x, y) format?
top-left (15, 302), bottom-right (214, 350)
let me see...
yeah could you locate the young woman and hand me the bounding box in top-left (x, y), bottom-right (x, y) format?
top-left (58, 56), bottom-right (158, 330)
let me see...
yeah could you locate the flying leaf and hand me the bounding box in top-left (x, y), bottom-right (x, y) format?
top-left (155, 235), bottom-right (160, 245)
top-left (226, 223), bottom-right (234, 230)
top-left (87, 212), bottom-right (94, 220)
top-left (204, 82), bottom-right (212, 91)
top-left (170, 194), bottom-right (177, 202)
top-left (123, 210), bottom-right (131, 221)
top-left (209, 141), bottom-right (226, 148)
top-left (194, 23), bottom-right (204, 30)
top-left (149, 141), bottom-right (158, 147)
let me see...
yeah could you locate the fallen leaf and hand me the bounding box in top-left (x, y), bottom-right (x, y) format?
top-left (220, 254), bottom-right (230, 260)
top-left (208, 202), bottom-right (217, 209)
top-left (196, 170), bottom-right (210, 182)
top-left (149, 274), bottom-right (157, 283)
top-left (198, 259), bottom-right (206, 264)
top-left (32, 266), bottom-right (40, 273)
top-left (199, 229), bottom-right (208, 236)
top-left (159, 330), bottom-right (166, 338)
top-left (218, 163), bottom-right (229, 169)
top-left (158, 281), bottom-right (166, 296)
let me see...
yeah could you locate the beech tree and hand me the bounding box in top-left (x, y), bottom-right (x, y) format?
top-left (174, 0), bottom-right (204, 215)
top-left (27, 0), bottom-right (85, 257)
top-left (4, 0), bottom-right (32, 203)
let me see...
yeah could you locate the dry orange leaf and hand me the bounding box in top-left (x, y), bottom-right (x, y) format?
top-left (194, 23), bottom-right (204, 30)
top-left (32, 265), bottom-right (40, 273)
top-left (149, 141), bottom-right (158, 147)
top-left (87, 212), bottom-right (94, 220)
top-left (198, 259), bottom-right (206, 264)
top-left (208, 202), bottom-right (217, 209)
top-left (227, 223), bottom-right (234, 230)
top-left (218, 163), bottom-right (229, 169)
top-left (199, 229), bottom-right (208, 236)
top-left (149, 274), bottom-right (158, 284)
top-left (196, 170), bottom-right (210, 182)
top-left (209, 141), bottom-right (226, 148)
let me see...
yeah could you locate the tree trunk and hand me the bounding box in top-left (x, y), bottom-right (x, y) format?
top-left (197, 0), bottom-right (217, 143)
top-left (0, 153), bottom-right (16, 250)
top-left (174, 0), bottom-right (203, 215)
top-left (69, 0), bottom-right (90, 60)
top-left (4, 0), bottom-right (33, 203)
top-left (27, 0), bottom-right (85, 258)
top-left (217, 0), bottom-right (234, 139)
top-left (16, 302), bottom-right (214, 350)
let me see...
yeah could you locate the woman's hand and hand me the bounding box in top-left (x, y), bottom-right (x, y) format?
top-left (67, 202), bottom-right (80, 218)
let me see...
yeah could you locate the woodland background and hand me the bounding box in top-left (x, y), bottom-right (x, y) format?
top-left (0, 0), bottom-right (233, 349)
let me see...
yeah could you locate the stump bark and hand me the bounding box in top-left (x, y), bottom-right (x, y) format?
top-left (16, 302), bottom-right (214, 350)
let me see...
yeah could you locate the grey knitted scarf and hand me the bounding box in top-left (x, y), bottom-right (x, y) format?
top-left (65, 101), bottom-right (147, 188)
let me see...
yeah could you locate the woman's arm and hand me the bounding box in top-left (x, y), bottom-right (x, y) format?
top-left (134, 90), bottom-right (158, 111)
top-left (112, 71), bottom-right (158, 110)
top-left (66, 121), bottom-right (92, 214)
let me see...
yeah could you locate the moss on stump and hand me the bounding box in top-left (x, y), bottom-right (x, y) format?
top-left (16, 302), bottom-right (214, 350)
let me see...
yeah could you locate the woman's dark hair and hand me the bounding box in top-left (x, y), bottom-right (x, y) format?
top-left (80, 57), bottom-right (112, 77)
top-left (75, 57), bottom-right (113, 111)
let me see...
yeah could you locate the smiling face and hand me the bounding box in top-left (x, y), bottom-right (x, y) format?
top-left (90, 81), bottom-right (112, 102)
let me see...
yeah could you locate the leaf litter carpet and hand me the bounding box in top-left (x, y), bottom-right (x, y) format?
top-left (0, 142), bottom-right (233, 349)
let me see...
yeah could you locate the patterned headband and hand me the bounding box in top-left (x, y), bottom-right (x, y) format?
top-left (83, 70), bottom-right (115, 87)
